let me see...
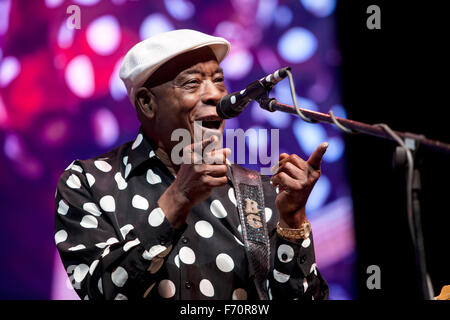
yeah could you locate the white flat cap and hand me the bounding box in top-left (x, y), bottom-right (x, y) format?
top-left (119, 29), bottom-right (231, 107)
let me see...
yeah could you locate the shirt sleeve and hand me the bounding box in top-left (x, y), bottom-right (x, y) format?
top-left (54, 161), bottom-right (185, 300)
top-left (268, 231), bottom-right (329, 300)
top-left (260, 175), bottom-right (329, 300)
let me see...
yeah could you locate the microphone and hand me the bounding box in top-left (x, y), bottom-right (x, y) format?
top-left (216, 67), bottom-right (291, 119)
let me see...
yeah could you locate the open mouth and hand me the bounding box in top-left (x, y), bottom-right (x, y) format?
top-left (195, 116), bottom-right (223, 130)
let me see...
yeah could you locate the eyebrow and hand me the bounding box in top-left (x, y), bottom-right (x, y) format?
top-left (181, 67), bottom-right (224, 76)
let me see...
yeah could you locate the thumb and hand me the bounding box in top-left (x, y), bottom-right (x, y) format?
top-left (278, 153), bottom-right (289, 161)
top-left (307, 142), bottom-right (328, 170)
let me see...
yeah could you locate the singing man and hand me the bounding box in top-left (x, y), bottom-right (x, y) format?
top-left (54, 29), bottom-right (329, 300)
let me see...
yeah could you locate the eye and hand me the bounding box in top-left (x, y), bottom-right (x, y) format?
top-left (214, 77), bottom-right (224, 83)
top-left (183, 79), bottom-right (201, 87)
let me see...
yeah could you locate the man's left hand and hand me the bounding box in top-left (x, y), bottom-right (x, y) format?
top-left (270, 142), bottom-right (328, 229)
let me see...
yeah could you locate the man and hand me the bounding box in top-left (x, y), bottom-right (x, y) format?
top-left (54, 29), bottom-right (329, 300)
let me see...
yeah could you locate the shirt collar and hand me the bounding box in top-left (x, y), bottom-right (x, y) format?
top-left (124, 127), bottom-right (159, 181)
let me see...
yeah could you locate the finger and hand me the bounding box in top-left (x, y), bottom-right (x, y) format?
top-left (270, 172), bottom-right (298, 192)
top-left (279, 153), bottom-right (289, 161)
top-left (276, 161), bottom-right (305, 182)
top-left (183, 137), bottom-right (216, 164)
top-left (271, 153), bottom-right (290, 174)
top-left (201, 164), bottom-right (228, 177)
top-left (202, 175), bottom-right (229, 187)
top-left (272, 154), bottom-right (307, 174)
top-left (187, 136), bottom-right (216, 153)
top-left (204, 148), bottom-right (231, 164)
top-left (307, 142), bottom-right (328, 170)
top-left (203, 134), bottom-right (223, 155)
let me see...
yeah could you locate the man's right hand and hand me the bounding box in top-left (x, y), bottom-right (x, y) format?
top-left (158, 136), bottom-right (230, 228)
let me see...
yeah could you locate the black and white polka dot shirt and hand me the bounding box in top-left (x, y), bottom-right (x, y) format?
top-left (54, 128), bottom-right (329, 300)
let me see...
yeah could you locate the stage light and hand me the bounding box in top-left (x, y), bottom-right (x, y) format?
top-left (293, 119), bottom-right (327, 155)
top-left (0, 96), bottom-right (7, 127)
top-left (4, 134), bottom-right (21, 160)
top-left (45, 0), bottom-right (64, 8)
top-left (221, 49), bottom-right (254, 80)
top-left (73, 0), bottom-right (101, 6)
top-left (296, 96), bottom-right (319, 112)
top-left (65, 55), bottom-right (95, 98)
top-left (323, 136), bottom-right (344, 163)
top-left (0, 56), bottom-right (20, 87)
top-left (308, 81), bottom-right (330, 103)
top-left (278, 27), bottom-right (318, 64)
top-left (215, 21), bottom-right (245, 44)
top-left (255, 0), bottom-right (277, 28)
top-left (256, 48), bottom-right (281, 74)
top-left (41, 119), bottom-right (69, 146)
top-left (273, 5), bottom-right (293, 28)
top-left (273, 81), bottom-right (319, 112)
top-left (109, 57), bottom-right (127, 101)
top-left (87, 15), bottom-right (121, 56)
top-left (330, 104), bottom-right (347, 118)
top-left (0, 0), bottom-right (11, 35)
top-left (92, 108), bottom-right (119, 148)
top-left (301, 0), bottom-right (336, 18)
top-left (306, 175), bottom-right (331, 212)
top-left (251, 101), bottom-right (291, 129)
top-left (57, 21), bottom-right (75, 49)
top-left (139, 13), bottom-right (174, 40)
top-left (164, 0), bottom-right (195, 21)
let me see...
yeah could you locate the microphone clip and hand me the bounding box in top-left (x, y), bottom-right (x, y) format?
top-left (255, 92), bottom-right (277, 113)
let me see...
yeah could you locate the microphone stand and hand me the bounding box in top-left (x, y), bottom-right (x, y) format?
top-left (256, 92), bottom-right (450, 300)
top-left (258, 96), bottom-right (450, 155)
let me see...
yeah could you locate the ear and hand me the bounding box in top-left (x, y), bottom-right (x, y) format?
top-left (135, 87), bottom-right (157, 120)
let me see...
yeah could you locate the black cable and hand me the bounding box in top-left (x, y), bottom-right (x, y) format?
top-left (375, 123), bottom-right (433, 299)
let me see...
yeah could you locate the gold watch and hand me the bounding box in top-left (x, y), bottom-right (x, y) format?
top-left (277, 220), bottom-right (311, 241)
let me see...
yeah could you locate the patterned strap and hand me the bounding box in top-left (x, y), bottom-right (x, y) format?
top-left (229, 164), bottom-right (270, 300)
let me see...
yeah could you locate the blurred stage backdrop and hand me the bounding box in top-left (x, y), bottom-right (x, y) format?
top-left (0, 0), bottom-right (356, 299)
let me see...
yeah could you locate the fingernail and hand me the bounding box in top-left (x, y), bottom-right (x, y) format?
top-left (270, 164), bottom-right (279, 174)
top-left (322, 142), bottom-right (329, 149)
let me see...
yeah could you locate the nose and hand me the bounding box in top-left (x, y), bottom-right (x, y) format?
top-left (201, 80), bottom-right (225, 106)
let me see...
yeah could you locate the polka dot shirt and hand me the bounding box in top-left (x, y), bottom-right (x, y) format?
top-left (54, 128), bottom-right (329, 300)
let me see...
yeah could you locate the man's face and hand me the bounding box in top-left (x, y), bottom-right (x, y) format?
top-left (147, 47), bottom-right (227, 150)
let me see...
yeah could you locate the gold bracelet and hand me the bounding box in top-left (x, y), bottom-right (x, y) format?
top-left (276, 220), bottom-right (311, 241)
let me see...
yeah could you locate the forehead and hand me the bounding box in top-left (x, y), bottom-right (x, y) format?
top-left (145, 46), bottom-right (220, 87)
top-left (176, 60), bottom-right (223, 79)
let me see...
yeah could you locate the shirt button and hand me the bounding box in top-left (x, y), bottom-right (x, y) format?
top-left (160, 240), bottom-right (166, 245)
top-left (299, 255), bottom-right (306, 264)
top-left (185, 281), bottom-right (192, 289)
top-left (181, 237), bottom-right (189, 244)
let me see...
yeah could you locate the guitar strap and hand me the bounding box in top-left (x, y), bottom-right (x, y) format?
top-left (229, 164), bottom-right (270, 300)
